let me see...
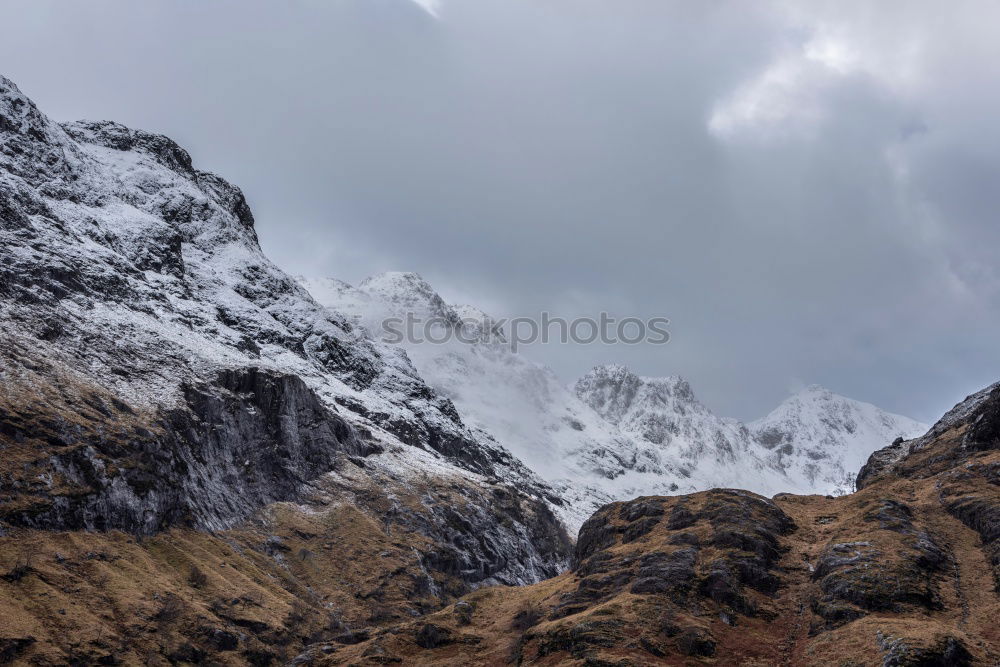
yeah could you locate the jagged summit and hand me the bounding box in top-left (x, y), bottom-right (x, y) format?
top-left (573, 363), bottom-right (764, 471)
top-left (574, 363), bottom-right (695, 427)
top-left (301, 271), bottom-right (456, 324)
top-left (1, 75), bottom-right (84, 184)
top-left (303, 272), bottom-right (928, 527)
top-left (299, 272), bottom-right (508, 348)
top-left (359, 271), bottom-right (453, 317)
top-left (359, 270), bottom-right (427, 289)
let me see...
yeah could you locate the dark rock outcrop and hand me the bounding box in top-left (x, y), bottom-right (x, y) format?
top-left (857, 382), bottom-right (1000, 490)
top-left (566, 489), bottom-right (795, 625)
top-left (1, 367), bottom-right (374, 534)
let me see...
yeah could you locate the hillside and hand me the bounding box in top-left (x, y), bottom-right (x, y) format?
top-left (326, 382), bottom-right (1000, 665)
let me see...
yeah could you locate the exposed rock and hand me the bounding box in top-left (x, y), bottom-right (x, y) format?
top-left (3, 367), bottom-right (372, 533)
top-left (327, 383), bottom-right (1000, 666)
top-left (675, 627), bottom-right (716, 657)
top-left (858, 382), bottom-right (1000, 489)
top-left (414, 623), bottom-right (451, 649)
top-left (878, 632), bottom-right (973, 667)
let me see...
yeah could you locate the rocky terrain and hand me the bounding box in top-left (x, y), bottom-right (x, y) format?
top-left (325, 382), bottom-right (1000, 665)
top-left (0, 72), bottom-right (995, 666)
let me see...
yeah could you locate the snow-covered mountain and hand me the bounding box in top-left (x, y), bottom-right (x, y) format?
top-left (300, 275), bottom-right (601, 482)
top-left (301, 273), bottom-right (928, 529)
top-left (575, 367), bottom-right (927, 495)
top-left (750, 384), bottom-right (928, 494)
top-left (0, 63), bottom-right (923, 547)
top-left (0, 74), bottom-right (568, 585)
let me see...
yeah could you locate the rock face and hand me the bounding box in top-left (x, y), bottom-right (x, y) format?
top-left (1, 366), bottom-right (376, 534)
top-left (856, 381), bottom-right (1000, 489)
top-left (0, 71), bottom-right (571, 663)
top-left (329, 384), bottom-right (1000, 665)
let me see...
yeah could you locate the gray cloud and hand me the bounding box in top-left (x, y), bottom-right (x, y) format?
top-left (2, 0), bottom-right (999, 422)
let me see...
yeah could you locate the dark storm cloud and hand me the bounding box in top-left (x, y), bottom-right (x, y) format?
top-left (2, 0), bottom-right (998, 421)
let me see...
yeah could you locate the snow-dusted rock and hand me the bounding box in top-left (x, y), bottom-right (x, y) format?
top-left (302, 274), bottom-right (928, 531)
top-left (751, 384), bottom-right (927, 494)
top-left (856, 380), bottom-right (998, 489)
top-left (0, 73), bottom-right (568, 583)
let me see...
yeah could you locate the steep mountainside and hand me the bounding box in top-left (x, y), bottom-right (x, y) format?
top-left (0, 74), bottom-right (570, 664)
top-left (301, 276), bottom-right (926, 528)
top-left (323, 382), bottom-right (1000, 665)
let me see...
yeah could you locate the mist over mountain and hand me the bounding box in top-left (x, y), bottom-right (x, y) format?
top-left (300, 273), bottom-right (927, 530)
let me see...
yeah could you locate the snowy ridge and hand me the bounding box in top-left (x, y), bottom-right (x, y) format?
top-left (0, 74), bottom-right (568, 580)
top-left (750, 384), bottom-right (927, 494)
top-left (301, 273), bottom-right (928, 530)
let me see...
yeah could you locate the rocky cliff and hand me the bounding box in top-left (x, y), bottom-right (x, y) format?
top-left (0, 73), bottom-right (570, 665)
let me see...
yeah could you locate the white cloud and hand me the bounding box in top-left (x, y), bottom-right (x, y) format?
top-left (707, 47), bottom-right (832, 139)
top-left (708, 6), bottom-right (924, 140)
top-left (409, 0), bottom-right (441, 18)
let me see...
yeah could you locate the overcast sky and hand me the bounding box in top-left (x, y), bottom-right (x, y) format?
top-left (2, 0), bottom-right (999, 422)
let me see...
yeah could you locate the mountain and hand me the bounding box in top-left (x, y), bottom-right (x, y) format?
top-left (568, 364), bottom-right (802, 512)
top-left (2, 73), bottom-right (982, 666)
top-left (298, 275), bottom-right (618, 521)
top-left (301, 274), bottom-right (927, 528)
top-left (751, 384), bottom-right (928, 495)
top-left (322, 381), bottom-right (1000, 665)
top-left (0, 74), bottom-right (571, 664)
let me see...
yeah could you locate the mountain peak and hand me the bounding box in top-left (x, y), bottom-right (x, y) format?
top-left (0, 74), bottom-right (39, 121)
top-left (574, 364), bottom-right (699, 427)
top-left (573, 365), bottom-right (642, 421)
top-left (360, 270), bottom-right (430, 290)
top-left (62, 120), bottom-right (196, 176)
top-left (0, 75), bottom-right (79, 184)
top-left (751, 385), bottom-right (928, 492)
top-left (360, 271), bottom-right (443, 307)
top-left (581, 363), bottom-right (639, 383)
top-left (355, 271), bottom-right (462, 331)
